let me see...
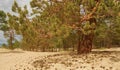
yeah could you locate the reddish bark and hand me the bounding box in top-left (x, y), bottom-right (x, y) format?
top-left (77, 1), bottom-right (100, 54)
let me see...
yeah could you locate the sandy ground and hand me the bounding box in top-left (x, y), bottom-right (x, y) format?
top-left (0, 48), bottom-right (120, 70)
top-left (0, 48), bottom-right (62, 70)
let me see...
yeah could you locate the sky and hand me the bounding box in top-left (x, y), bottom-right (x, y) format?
top-left (0, 0), bottom-right (31, 45)
top-left (0, 0), bottom-right (32, 13)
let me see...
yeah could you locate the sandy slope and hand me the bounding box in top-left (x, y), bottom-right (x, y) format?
top-left (0, 48), bottom-right (61, 70)
top-left (32, 48), bottom-right (120, 70)
top-left (0, 48), bottom-right (120, 70)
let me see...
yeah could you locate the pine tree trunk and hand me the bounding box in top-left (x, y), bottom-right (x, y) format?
top-left (77, 33), bottom-right (93, 54)
top-left (9, 32), bottom-right (13, 50)
top-left (77, 18), bottom-right (96, 54)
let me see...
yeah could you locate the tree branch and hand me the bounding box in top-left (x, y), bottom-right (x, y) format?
top-left (80, 1), bottom-right (100, 23)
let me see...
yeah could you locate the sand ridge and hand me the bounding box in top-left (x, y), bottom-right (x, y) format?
top-left (0, 48), bottom-right (120, 70)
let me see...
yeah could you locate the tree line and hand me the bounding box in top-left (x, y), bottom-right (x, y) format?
top-left (0, 0), bottom-right (120, 54)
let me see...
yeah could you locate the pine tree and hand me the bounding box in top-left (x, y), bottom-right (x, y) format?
top-left (7, 0), bottom-right (120, 53)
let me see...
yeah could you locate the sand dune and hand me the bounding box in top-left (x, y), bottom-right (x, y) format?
top-left (0, 48), bottom-right (61, 70)
top-left (0, 48), bottom-right (120, 70)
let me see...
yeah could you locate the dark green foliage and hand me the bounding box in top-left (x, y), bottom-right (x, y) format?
top-left (0, 10), bottom-right (6, 23)
top-left (0, 10), bottom-right (9, 31)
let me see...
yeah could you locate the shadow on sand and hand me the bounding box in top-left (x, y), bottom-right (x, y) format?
top-left (0, 51), bottom-right (24, 54)
top-left (91, 50), bottom-right (120, 54)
